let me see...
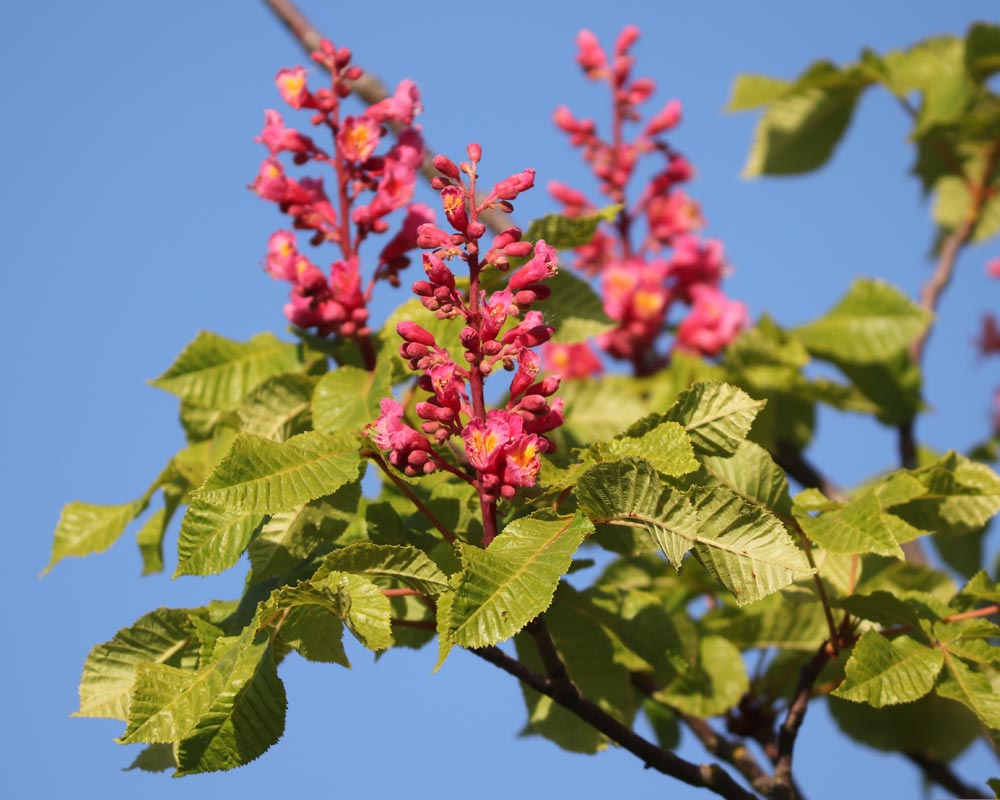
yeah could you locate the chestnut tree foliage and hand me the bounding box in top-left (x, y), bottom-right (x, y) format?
top-left (48, 15), bottom-right (1000, 800)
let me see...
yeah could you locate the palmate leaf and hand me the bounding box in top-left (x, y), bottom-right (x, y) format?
top-left (661, 381), bottom-right (765, 457)
top-left (312, 359), bottom-right (392, 435)
top-left (174, 501), bottom-right (265, 578)
top-left (833, 631), bottom-right (943, 707)
top-left (794, 279), bottom-right (931, 364)
top-left (237, 373), bottom-right (317, 442)
top-left (150, 331), bottom-right (303, 411)
top-left (444, 511), bottom-right (593, 649)
top-left (76, 608), bottom-right (201, 720)
top-left (576, 459), bottom-right (812, 605)
top-left (194, 430), bottom-right (361, 513)
top-left (45, 497), bottom-right (148, 574)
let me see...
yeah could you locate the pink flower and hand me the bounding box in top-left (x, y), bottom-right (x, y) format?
top-left (666, 236), bottom-right (725, 302)
top-left (508, 240), bottom-right (558, 290)
top-left (367, 79), bottom-right (422, 126)
top-left (502, 435), bottom-right (544, 492)
top-left (645, 99), bottom-right (682, 136)
top-left (674, 285), bottom-right (747, 356)
top-left (371, 398), bottom-right (435, 476)
top-left (337, 115), bottom-right (382, 162)
top-left (543, 342), bottom-right (603, 379)
top-left (251, 158), bottom-right (290, 202)
top-left (576, 30), bottom-right (608, 77)
top-left (987, 258), bottom-right (1000, 279)
top-left (646, 191), bottom-right (704, 244)
top-left (276, 67), bottom-right (312, 109)
top-left (463, 412), bottom-right (520, 472)
top-left (257, 110), bottom-right (316, 156)
top-left (265, 230), bottom-right (298, 280)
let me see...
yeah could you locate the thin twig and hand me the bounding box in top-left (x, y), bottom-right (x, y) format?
top-left (904, 751), bottom-right (989, 799)
top-left (469, 645), bottom-right (761, 800)
top-left (262, 0), bottom-right (515, 235)
top-left (366, 449), bottom-right (457, 544)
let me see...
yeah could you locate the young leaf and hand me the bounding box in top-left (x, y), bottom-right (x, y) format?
top-left (966, 22), bottom-right (1000, 82)
top-left (445, 511), bottom-right (593, 648)
top-left (315, 542), bottom-right (452, 597)
top-left (661, 381), bottom-right (765, 457)
top-left (174, 501), bottom-right (265, 578)
top-left (935, 654), bottom-right (1000, 729)
top-left (238, 373), bottom-right (317, 442)
top-left (150, 331), bottom-right (302, 411)
top-left (794, 279), bottom-right (931, 364)
top-left (194, 431), bottom-right (361, 513)
top-left (45, 498), bottom-right (148, 574)
top-left (796, 490), bottom-right (904, 558)
top-left (76, 608), bottom-right (201, 720)
top-left (833, 630), bottom-right (943, 706)
top-left (312, 361), bottom-right (391, 435)
top-left (594, 419), bottom-right (699, 477)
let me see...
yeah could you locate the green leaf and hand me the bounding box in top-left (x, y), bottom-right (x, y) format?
top-left (834, 630), bottom-right (942, 706)
top-left (124, 743), bottom-right (177, 773)
top-left (654, 635), bottom-right (749, 717)
top-left (727, 74), bottom-right (792, 111)
top-left (934, 174), bottom-right (1000, 243)
top-left (324, 572), bottom-right (393, 651)
top-left (445, 511), bottom-right (593, 648)
top-left (45, 498), bottom-right (148, 574)
top-left (238, 373), bottom-right (317, 442)
top-left (76, 608), bottom-right (201, 721)
top-left (194, 431), bottom-right (361, 513)
top-left (794, 279), bottom-right (931, 364)
top-left (698, 440), bottom-right (794, 518)
top-left (936, 654), bottom-right (1000, 729)
top-left (966, 23), bottom-right (1000, 82)
top-left (174, 501), bottom-right (265, 578)
top-left (524, 205), bottom-right (621, 250)
top-left (179, 402), bottom-right (240, 443)
top-left (544, 270), bottom-right (615, 344)
top-left (703, 593), bottom-right (828, 651)
top-left (832, 351), bottom-right (923, 425)
top-left (150, 331), bottom-right (302, 411)
top-left (248, 482), bottom-right (362, 584)
top-left (661, 381), bottom-right (765, 457)
top-left (316, 543), bottom-right (451, 597)
top-left (594, 419), bottom-right (699, 478)
top-left (576, 459), bottom-right (812, 604)
top-left (958, 569), bottom-right (1000, 604)
top-left (832, 591), bottom-right (931, 633)
top-left (891, 451), bottom-right (1000, 536)
top-left (797, 490), bottom-right (904, 558)
top-left (559, 375), bottom-right (650, 445)
top-left (312, 361), bottom-right (392, 435)
top-left (741, 83), bottom-right (863, 177)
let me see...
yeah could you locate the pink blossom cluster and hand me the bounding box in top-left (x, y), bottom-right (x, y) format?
top-left (548, 26), bottom-right (747, 375)
top-left (371, 145), bottom-right (564, 512)
top-left (250, 39), bottom-right (433, 341)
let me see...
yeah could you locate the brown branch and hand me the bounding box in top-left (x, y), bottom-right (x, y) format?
top-left (262, 0), bottom-right (515, 235)
top-left (470, 645), bottom-right (762, 800)
top-left (771, 641), bottom-right (835, 800)
top-left (773, 442), bottom-right (845, 503)
top-left (904, 751), bottom-right (988, 799)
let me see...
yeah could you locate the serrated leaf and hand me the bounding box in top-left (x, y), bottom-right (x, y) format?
top-left (174, 501), bottom-right (265, 578)
top-left (76, 609), bottom-right (200, 720)
top-left (661, 381), bottom-right (764, 457)
top-left (595, 419), bottom-right (699, 477)
top-left (577, 459), bottom-right (811, 605)
top-left (316, 543), bottom-right (451, 596)
top-left (797, 490), bottom-right (904, 558)
top-left (124, 743), bottom-right (177, 773)
top-left (742, 84), bottom-right (863, 177)
top-left (151, 331), bottom-right (302, 411)
top-left (45, 498), bottom-right (148, 574)
top-left (794, 279), bottom-right (931, 364)
top-left (277, 604), bottom-right (349, 666)
top-left (325, 572), bottom-right (393, 650)
top-left (445, 511), bottom-right (592, 648)
top-left (959, 570), bottom-right (1000, 604)
top-left (543, 269), bottom-right (615, 344)
top-left (524, 205), bottom-right (621, 249)
top-left (934, 174), bottom-right (1000, 243)
top-left (727, 74), bottom-right (792, 111)
top-left (966, 23), bottom-right (1000, 82)
top-left (892, 451), bottom-right (1000, 536)
top-left (312, 361), bottom-right (391, 435)
top-left (936, 654), bottom-right (1000, 729)
top-left (170, 430), bottom-right (237, 491)
top-left (238, 373), bottom-right (317, 442)
top-left (654, 635), bottom-right (749, 717)
top-left (248, 482), bottom-right (362, 584)
top-left (832, 591), bottom-right (931, 634)
top-left (834, 631), bottom-right (942, 706)
top-left (194, 431), bottom-right (360, 513)
top-left (698, 440), bottom-right (794, 518)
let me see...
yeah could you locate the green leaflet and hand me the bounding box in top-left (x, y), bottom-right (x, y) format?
top-left (194, 430), bottom-right (361, 513)
top-left (523, 205), bottom-right (621, 249)
top-left (577, 459), bottom-right (812, 605)
top-left (726, 74), bottom-right (792, 111)
top-left (832, 591), bottom-right (932, 636)
top-left (660, 381), bottom-right (765, 457)
top-left (559, 375), bottom-right (650, 445)
top-left (315, 542), bottom-right (452, 597)
top-left (444, 511), bottom-right (593, 649)
top-left (936, 654), bottom-right (1000, 729)
top-left (593, 419), bottom-right (699, 478)
top-left (796, 490), bottom-right (904, 558)
top-left (889, 451), bottom-right (1000, 536)
top-left (312, 360), bottom-right (392, 435)
top-left (696, 439), bottom-right (794, 519)
top-left (540, 270), bottom-right (614, 344)
top-left (966, 22), bottom-right (1000, 82)
top-left (174, 501), bottom-right (265, 578)
top-left (653, 635), bottom-right (749, 718)
top-left (150, 331), bottom-right (303, 411)
top-left (124, 743), bottom-right (177, 773)
top-left (833, 631), bottom-right (943, 707)
top-left (76, 608), bottom-right (201, 721)
top-left (45, 497), bottom-right (148, 574)
top-left (238, 372), bottom-right (317, 442)
top-left (794, 279), bottom-right (931, 365)
top-left (702, 593), bottom-right (828, 651)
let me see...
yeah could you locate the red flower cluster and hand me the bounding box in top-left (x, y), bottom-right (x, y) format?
top-left (251, 40), bottom-right (432, 341)
top-left (370, 145), bottom-right (564, 526)
top-left (548, 26), bottom-right (747, 375)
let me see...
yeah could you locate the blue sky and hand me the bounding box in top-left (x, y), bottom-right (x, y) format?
top-left (4, 2), bottom-right (999, 798)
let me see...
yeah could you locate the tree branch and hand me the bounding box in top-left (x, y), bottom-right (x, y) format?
top-left (469, 645), bottom-right (761, 800)
top-left (262, 0), bottom-right (514, 235)
top-left (904, 751), bottom-right (989, 799)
